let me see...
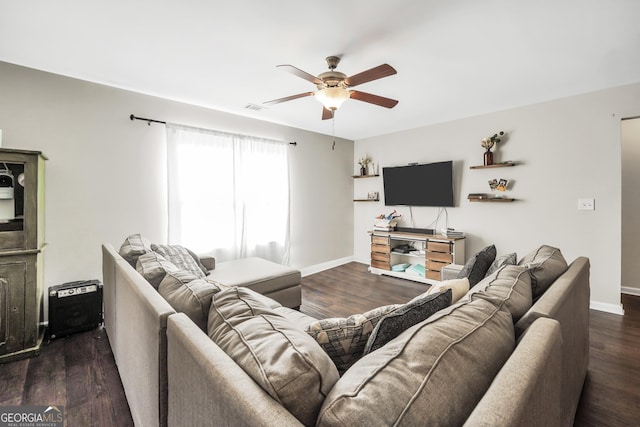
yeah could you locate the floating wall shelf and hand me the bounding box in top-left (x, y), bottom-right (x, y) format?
top-left (468, 198), bottom-right (515, 203)
top-left (469, 162), bottom-right (516, 169)
top-left (352, 174), bottom-right (380, 179)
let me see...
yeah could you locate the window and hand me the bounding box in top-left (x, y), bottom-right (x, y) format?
top-left (166, 124), bottom-right (290, 264)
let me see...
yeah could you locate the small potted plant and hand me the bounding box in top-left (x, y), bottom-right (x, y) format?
top-left (358, 157), bottom-right (371, 176)
top-left (481, 131), bottom-right (505, 165)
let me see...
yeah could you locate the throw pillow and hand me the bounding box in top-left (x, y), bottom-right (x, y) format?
top-left (305, 304), bottom-right (401, 374)
top-left (426, 277), bottom-right (470, 303)
top-left (185, 247), bottom-right (209, 275)
top-left (456, 245), bottom-right (497, 286)
top-left (208, 287), bottom-right (339, 426)
top-left (462, 265), bottom-right (532, 322)
top-left (136, 252), bottom-right (178, 288)
top-left (151, 244), bottom-right (206, 278)
top-left (363, 289), bottom-right (452, 355)
top-left (316, 296), bottom-right (515, 427)
top-left (158, 270), bottom-right (226, 331)
top-left (486, 252), bottom-right (517, 277)
top-left (119, 233), bottom-right (152, 267)
top-left (518, 245), bottom-right (569, 298)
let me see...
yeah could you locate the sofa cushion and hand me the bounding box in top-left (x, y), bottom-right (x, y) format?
top-left (518, 245), bottom-right (569, 298)
top-left (486, 252), bottom-right (517, 276)
top-left (425, 277), bottom-right (470, 303)
top-left (305, 304), bottom-right (401, 374)
top-left (456, 244), bottom-right (496, 286)
top-left (136, 252), bottom-right (178, 288)
top-left (119, 233), bottom-right (152, 267)
top-left (274, 306), bottom-right (317, 330)
top-left (151, 244), bottom-right (206, 278)
top-left (208, 287), bottom-right (339, 426)
top-left (316, 296), bottom-right (515, 427)
top-left (363, 289), bottom-right (452, 354)
top-left (463, 265), bottom-right (532, 322)
top-left (158, 270), bottom-right (226, 331)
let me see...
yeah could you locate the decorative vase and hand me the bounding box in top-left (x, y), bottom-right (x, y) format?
top-left (360, 166), bottom-right (367, 176)
top-left (483, 150), bottom-right (494, 166)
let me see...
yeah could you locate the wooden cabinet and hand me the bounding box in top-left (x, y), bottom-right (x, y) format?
top-left (425, 239), bottom-right (459, 280)
top-left (369, 231), bottom-right (465, 284)
top-left (0, 148), bottom-right (46, 363)
top-left (370, 235), bottom-right (391, 270)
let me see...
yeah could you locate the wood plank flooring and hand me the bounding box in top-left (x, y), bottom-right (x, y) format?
top-left (0, 328), bottom-right (134, 426)
top-left (0, 261), bottom-right (638, 426)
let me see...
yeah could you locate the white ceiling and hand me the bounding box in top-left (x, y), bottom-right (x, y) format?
top-left (1, 0), bottom-right (639, 140)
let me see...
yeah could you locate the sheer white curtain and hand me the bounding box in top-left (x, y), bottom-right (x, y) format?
top-left (166, 123), bottom-right (290, 265)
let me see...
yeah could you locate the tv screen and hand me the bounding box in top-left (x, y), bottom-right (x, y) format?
top-left (382, 161), bottom-right (454, 207)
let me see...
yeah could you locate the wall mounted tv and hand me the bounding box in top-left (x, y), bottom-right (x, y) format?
top-left (382, 161), bottom-right (454, 207)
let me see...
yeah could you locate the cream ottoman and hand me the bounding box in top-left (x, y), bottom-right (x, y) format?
top-left (206, 257), bottom-right (302, 308)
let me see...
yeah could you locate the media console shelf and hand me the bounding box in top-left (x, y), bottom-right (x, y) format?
top-left (368, 230), bottom-right (465, 285)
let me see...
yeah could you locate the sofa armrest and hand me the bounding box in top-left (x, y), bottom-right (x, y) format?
top-left (514, 257), bottom-right (590, 426)
top-left (199, 255), bottom-right (216, 271)
top-left (464, 317), bottom-right (562, 427)
top-left (441, 263), bottom-right (464, 281)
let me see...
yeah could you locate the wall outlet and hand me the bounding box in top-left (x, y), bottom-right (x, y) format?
top-left (578, 198), bottom-right (595, 210)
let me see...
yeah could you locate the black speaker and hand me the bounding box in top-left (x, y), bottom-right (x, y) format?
top-left (48, 280), bottom-right (103, 339)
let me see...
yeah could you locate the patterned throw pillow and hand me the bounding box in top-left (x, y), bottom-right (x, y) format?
top-left (119, 234), bottom-right (152, 267)
top-left (486, 252), bottom-right (517, 277)
top-left (136, 252), bottom-right (178, 288)
top-left (456, 245), bottom-right (497, 286)
top-left (151, 244), bottom-right (206, 278)
top-left (363, 289), bottom-right (453, 355)
top-left (305, 304), bottom-right (401, 374)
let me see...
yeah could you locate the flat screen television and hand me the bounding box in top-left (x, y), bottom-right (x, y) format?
top-left (382, 161), bottom-right (454, 207)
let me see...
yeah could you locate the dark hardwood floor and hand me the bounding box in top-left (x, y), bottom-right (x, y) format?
top-left (1, 262), bottom-right (638, 426)
top-left (0, 327), bottom-right (134, 426)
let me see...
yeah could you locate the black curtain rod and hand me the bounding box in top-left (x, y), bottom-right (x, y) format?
top-left (130, 114), bottom-right (166, 125)
top-left (129, 114), bottom-right (297, 146)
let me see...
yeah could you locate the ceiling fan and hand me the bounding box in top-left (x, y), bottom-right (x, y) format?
top-left (264, 56), bottom-right (398, 120)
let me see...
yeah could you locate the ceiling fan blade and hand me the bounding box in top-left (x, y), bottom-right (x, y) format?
top-left (350, 91), bottom-right (399, 108)
top-left (322, 107), bottom-right (334, 120)
top-left (263, 92), bottom-right (314, 105)
top-left (344, 64), bottom-right (397, 87)
top-left (277, 64), bottom-right (323, 85)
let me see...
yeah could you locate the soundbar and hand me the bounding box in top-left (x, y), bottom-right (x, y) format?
top-left (395, 227), bottom-right (435, 235)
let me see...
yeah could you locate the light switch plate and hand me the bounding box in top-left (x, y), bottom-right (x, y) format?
top-left (578, 198), bottom-right (595, 210)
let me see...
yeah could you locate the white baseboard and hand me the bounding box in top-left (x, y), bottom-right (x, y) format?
top-left (300, 256), bottom-right (354, 277)
top-left (590, 300), bottom-right (625, 315)
top-left (621, 286), bottom-right (640, 297)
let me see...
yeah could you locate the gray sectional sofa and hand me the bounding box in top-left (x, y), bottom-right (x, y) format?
top-left (102, 238), bottom-right (590, 427)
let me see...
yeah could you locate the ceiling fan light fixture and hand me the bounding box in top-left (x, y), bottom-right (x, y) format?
top-left (314, 87), bottom-right (351, 111)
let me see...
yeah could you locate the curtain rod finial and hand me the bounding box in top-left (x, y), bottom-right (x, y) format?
top-left (129, 114), bottom-right (135, 121)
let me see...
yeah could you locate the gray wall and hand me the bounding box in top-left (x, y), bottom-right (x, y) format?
top-left (354, 82), bottom-right (640, 313)
top-left (0, 61), bottom-right (354, 294)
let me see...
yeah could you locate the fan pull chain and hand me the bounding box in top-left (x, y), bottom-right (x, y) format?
top-left (331, 115), bottom-right (336, 150)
